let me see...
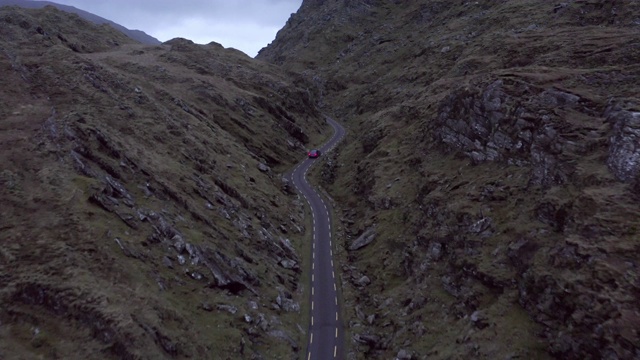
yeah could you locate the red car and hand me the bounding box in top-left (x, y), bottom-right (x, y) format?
top-left (308, 149), bottom-right (321, 158)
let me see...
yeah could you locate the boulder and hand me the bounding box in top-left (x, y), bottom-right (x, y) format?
top-left (257, 162), bottom-right (271, 173)
top-left (396, 349), bottom-right (414, 360)
top-left (606, 107), bottom-right (640, 182)
top-left (428, 242), bottom-right (442, 261)
top-left (216, 304), bottom-right (238, 314)
top-left (275, 291), bottom-right (300, 312)
top-left (279, 259), bottom-right (299, 271)
top-left (268, 329), bottom-right (299, 351)
top-left (354, 333), bottom-right (381, 347)
top-left (356, 275), bottom-right (371, 286)
top-left (349, 228), bottom-right (376, 251)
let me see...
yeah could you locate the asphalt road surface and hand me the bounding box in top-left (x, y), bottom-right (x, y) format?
top-left (287, 117), bottom-right (345, 360)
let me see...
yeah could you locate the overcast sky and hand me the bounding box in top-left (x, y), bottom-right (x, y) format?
top-left (48, 0), bottom-right (303, 57)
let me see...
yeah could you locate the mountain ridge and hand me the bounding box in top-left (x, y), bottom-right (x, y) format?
top-left (0, 0), bottom-right (161, 44)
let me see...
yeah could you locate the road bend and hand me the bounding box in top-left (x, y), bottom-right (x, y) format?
top-left (286, 117), bottom-right (345, 360)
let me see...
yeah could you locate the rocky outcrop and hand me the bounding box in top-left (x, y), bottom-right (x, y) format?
top-left (606, 103), bottom-right (640, 182)
top-left (434, 80), bottom-right (590, 186)
top-left (349, 227), bottom-right (376, 251)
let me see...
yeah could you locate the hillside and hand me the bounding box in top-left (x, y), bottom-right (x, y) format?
top-left (259, 1), bottom-right (640, 359)
top-left (0, 6), bottom-right (328, 359)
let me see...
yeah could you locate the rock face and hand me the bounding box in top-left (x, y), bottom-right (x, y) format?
top-left (261, 0), bottom-right (640, 359)
top-left (606, 105), bottom-right (640, 182)
top-left (0, 6), bottom-right (327, 359)
top-left (434, 80), bottom-right (584, 187)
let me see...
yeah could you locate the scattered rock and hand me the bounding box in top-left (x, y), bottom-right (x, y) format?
top-left (396, 349), bottom-right (414, 360)
top-left (470, 310), bottom-right (489, 329)
top-left (281, 177), bottom-right (293, 194)
top-left (354, 333), bottom-right (380, 347)
top-left (162, 256), bottom-right (173, 269)
top-left (275, 290), bottom-right (300, 312)
top-left (428, 242), bottom-right (442, 260)
top-left (217, 304), bottom-right (238, 314)
top-left (356, 275), bottom-right (371, 286)
top-left (257, 163), bottom-right (271, 173)
top-left (367, 314), bottom-right (375, 325)
top-left (279, 259), bottom-right (299, 271)
top-left (268, 329), bottom-right (299, 351)
top-left (172, 234), bottom-right (186, 253)
top-left (187, 270), bottom-right (205, 281)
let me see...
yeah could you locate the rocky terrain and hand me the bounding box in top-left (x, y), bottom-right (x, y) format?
top-left (0, 6), bottom-right (329, 359)
top-left (259, 0), bottom-right (640, 359)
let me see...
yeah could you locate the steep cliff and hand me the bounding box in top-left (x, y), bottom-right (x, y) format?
top-left (0, 6), bottom-right (327, 359)
top-left (260, 1), bottom-right (640, 359)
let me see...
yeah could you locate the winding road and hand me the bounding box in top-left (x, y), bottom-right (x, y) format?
top-left (287, 117), bottom-right (345, 360)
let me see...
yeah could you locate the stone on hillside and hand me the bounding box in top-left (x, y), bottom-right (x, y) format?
top-left (279, 259), bottom-right (299, 271)
top-left (199, 247), bottom-right (257, 294)
top-left (275, 292), bottom-right (300, 312)
top-left (428, 242), bottom-right (443, 260)
top-left (396, 349), bottom-right (414, 360)
top-left (105, 175), bottom-right (133, 202)
top-left (541, 88), bottom-right (580, 108)
top-left (257, 162), bottom-right (271, 172)
top-left (355, 305), bottom-right (365, 320)
top-left (185, 243), bottom-right (201, 265)
top-left (268, 329), bottom-right (299, 350)
top-left (172, 234), bottom-right (186, 253)
top-left (470, 310), bottom-right (489, 329)
top-left (162, 256), bottom-right (173, 269)
top-left (468, 217), bottom-right (493, 235)
top-left (607, 107), bottom-right (640, 182)
top-left (349, 228), bottom-right (376, 251)
top-left (356, 275), bottom-right (371, 287)
top-left (367, 314), bottom-right (375, 325)
top-left (217, 304), bottom-right (238, 314)
top-left (354, 333), bottom-right (380, 347)
top-left (70, 150), bottom-right (96, 177)
top-left (529, 124), bottom-right (567, 186)
top-left (187, 270), bottom-right (205, 281)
